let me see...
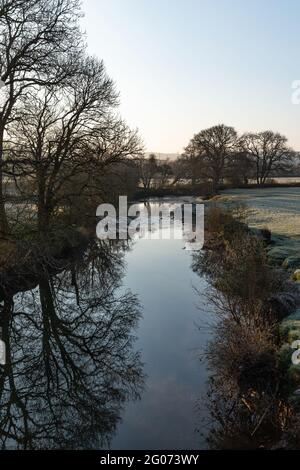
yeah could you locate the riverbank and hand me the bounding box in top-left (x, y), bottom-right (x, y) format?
top-left (0, 225), bottom-right (91, 299)
top-left (197, 199), bottom-right (300, 448)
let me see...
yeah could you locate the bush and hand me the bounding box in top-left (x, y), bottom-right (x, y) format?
top-left (197, 205), bottom-right (298, 328)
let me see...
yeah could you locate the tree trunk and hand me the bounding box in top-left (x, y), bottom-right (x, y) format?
top-left (37, 174), bottom-right (52, 234)
top-left (0, 136), bottom-right (9, 235)
top-left (212, 175), bottom-right (219, 193)
top-left (38, 203), bottom-right (51, 234)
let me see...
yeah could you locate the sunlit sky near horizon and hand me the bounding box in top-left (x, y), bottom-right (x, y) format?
top-left (81, 0), bottom-right (300, 153)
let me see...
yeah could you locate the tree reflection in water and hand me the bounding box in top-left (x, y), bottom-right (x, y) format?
top-left (0, 240), bottom-right (144, 449)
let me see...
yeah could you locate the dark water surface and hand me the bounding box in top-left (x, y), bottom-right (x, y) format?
top-left (112, 229), bottom-right (211, 449)
top-left (0, 201), bottom-right (212, 449)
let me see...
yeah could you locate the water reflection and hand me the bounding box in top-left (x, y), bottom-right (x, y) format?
top-left (111, 203), bottom-right (210, 450)
top-left (0, 240), bottom-right (143, 449)
top-left (0, 200), bottom-right (213, 450)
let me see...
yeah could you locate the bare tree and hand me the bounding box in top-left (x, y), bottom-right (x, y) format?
top-left (184, 124), bottom-right (237, 191)
top-left (6, 55), bottom-right (140, 232)
top-left (61, 118), bottom-right (142, 223)
top-left (136, 153), bottom-right (158, 190)
top-left (240, 131), bottom-right (295, 185)
top-left (156, 159), bottom-right (173, 187)
top-left (0, 0), bottom-right (83, 234)
top-left (7, 57), bottom-right (142, 232)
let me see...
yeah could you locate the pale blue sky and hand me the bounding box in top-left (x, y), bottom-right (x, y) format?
top-left (81, 0), bottom-right (300, 153)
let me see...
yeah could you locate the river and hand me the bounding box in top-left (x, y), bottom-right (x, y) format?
top-left (111, 201), bottom-right (212, 449)
top-left (0, 199), bottom-right (213, 449)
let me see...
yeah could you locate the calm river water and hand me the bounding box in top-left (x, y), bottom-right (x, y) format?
top-left (111, 200), bottom-right (212, 449)
top-left (0, 200), bottom-right (213, 449)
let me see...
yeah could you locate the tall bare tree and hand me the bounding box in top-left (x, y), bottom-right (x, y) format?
top-left (240, 131), bottom-right (295, 185)
top-left (8, 56), bottom-right (142, 232)
top-left (0, 0), bottom-right (83, 234)
top-left (184, 124), bottom-right (237, 191)
top-left (136, 153), bottom-right (158, 190)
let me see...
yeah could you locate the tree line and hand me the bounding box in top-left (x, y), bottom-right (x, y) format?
top-left (137, 125), bottom-right (299, 194)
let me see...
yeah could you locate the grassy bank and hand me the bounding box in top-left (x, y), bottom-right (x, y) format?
top-left (194, 204), bottom-right (300, 448)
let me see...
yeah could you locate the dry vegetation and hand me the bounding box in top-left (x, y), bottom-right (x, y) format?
top-left (194, 204), bottom-right (300, 448)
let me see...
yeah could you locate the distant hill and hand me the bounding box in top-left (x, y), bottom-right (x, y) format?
top-left (146, 152), bottom-right (180, 161)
